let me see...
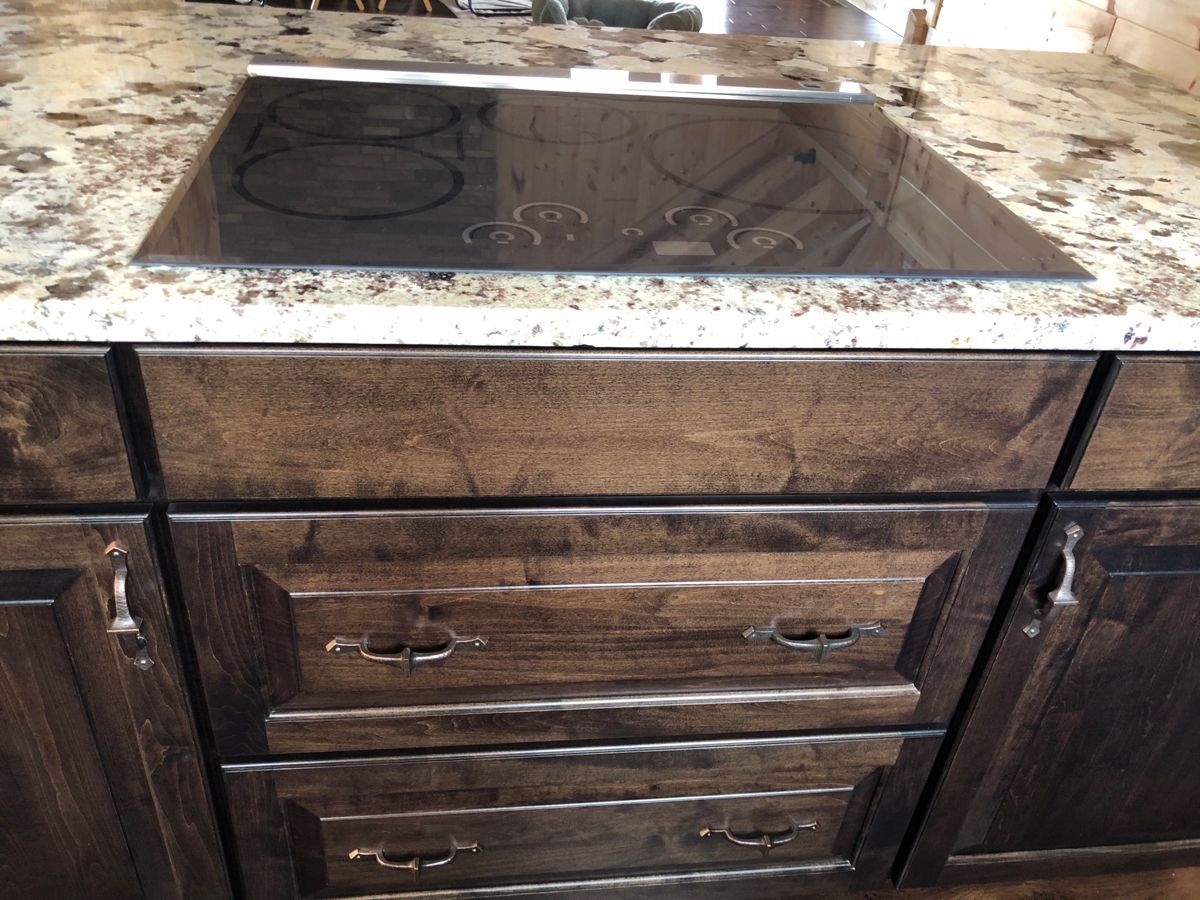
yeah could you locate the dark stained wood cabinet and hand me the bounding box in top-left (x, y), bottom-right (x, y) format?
top-left (904, 499), bottom-right (1200, 885)
top-left (170, 503), bottom-right (1032, 756)
top-left (1071, 355), bottom-right (1200, 490)
top-left (0, 347), bottom-right (136, 503)
top-left (14, 342), bottom-right (1200, 898)
top-left (225, 731), bottom-right (939, 897)
top-left (0, 514), bottom-right (227, 898)
top-left (136, 348), bottom-right (1094, 499)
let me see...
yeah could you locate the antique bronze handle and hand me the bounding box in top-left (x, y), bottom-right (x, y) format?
top-left (105, 542), bottom-right (154, 670)
top-left (699, 820), bottom-right (818, 856)
top-left (349, 841), bottom-right (481, 876)
top-left (325, 634), bottom-right (487, 674)
top-left (742, 621), bottom-right (885, 661)
top-left (1024, 522), bottom-right (1083, 639)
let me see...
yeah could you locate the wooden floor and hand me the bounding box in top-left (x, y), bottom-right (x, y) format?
top-left (695, 0), bottom-right (898, 39)
top-left (884, 867), bottom-right (1200, 899)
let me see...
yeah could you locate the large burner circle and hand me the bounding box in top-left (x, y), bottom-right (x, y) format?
top-left (234, 142), bottom-right (464, 221)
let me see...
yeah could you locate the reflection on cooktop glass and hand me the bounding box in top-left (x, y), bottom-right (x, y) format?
top-left (135, 77), bottom-right (1091, 279)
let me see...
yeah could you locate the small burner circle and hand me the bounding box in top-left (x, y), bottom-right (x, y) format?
top-left (490, 230), bottom-right (515, 244)
top-left (621, 227), bottom-right (644, 237)
top-left (234, 142), bottom-right (464, 221)
top-left (752, 235), bottom-right (778, 248)
top-left (538, 210), bottom-right (564, 222)
top-left (690, 214), bottom-right (714, 226)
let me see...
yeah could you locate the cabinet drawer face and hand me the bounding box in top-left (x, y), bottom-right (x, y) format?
top-left (138, 349), bottom-right (1093, 499)
top-left (172, 504), bottom-right (1032, 756)
top-left (225, 733), bottom-right (926, 897)
top-left (1072, 356), bottom-right (1200, 490)
top-left (0, 349), bottom-right (135, 502)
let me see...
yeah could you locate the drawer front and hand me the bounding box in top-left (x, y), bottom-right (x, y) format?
top-left (138, 349), bottom-right (1093, 499)
top-left (172, 504), bottom-right (1032, 756)
top-left (0, 348), bottom-right (135, 503)
top-left (1072, 355), bottom-right (1200, 490)
top-left (225, 733), bottom-right (933, 897)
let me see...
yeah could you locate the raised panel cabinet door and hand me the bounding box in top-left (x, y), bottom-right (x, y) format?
top-left (903, 500), bottom-right (1200, 886)
top-left (0, 515), bottom-right (228, 899)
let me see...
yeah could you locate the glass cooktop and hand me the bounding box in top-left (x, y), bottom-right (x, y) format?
top-left (136, 71), bottom-right (1091, 280)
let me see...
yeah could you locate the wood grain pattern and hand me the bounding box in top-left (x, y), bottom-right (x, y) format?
top-left (1072, 355), bottom-right (1200, 490)
top-left (904, 499), bottom-right (1200, 887)
top-left (137, 349), bottom-right (1094, 499)
top-left (172, 503), bottom-right (1028, 755)
top-left (0, 348), bottom-right (135, 503)
top-left (0, 515), bottom-right (228, 899)
top-left (222, 732), bottom-right (924, 897)
top-left (0, 579), bottom-right (141, 898)
top-left (1107, 16), bottom-right (1200, 92)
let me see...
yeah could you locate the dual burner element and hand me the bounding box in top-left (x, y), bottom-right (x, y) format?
top-left (464, 204), bottom-right (804, 254)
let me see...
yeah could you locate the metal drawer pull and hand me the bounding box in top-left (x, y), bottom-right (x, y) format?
top-left (104, 542), bottom-right (154, 671)
top-left (1024, 522), bottom-right (1084, 639)
top-left (742, 621), bottom-right (885, 661)
top-left (699, 820), bottom-right (818, 856)
top-left (349, 841), bottom-right (481, 876)
top-left (325, 634), bottom-right (486, 674)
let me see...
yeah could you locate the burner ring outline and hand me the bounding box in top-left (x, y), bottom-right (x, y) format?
top-left (266, 84), bottom-right (463, 141)
top-left (233, 141), bottom-right (465, 221)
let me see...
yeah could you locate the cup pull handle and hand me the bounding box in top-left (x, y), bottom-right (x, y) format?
top-left (1024, 522), bottom-right (1084, 639)
top-left (699, 820), bottom-right (818, 856)
top-left (742, 621), bottom-right (885, 662)
top-left (325, 634), bottom-right (487, 674)
top-left (104, 542), bottom-right (154, 670)
top-left (349, 841), bottom-right (481, 877)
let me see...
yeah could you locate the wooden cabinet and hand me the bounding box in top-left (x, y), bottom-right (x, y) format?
top-left (171, 503), bottom-right (1032, 756)
top-left (136, 348), bottom-right (1093, 499)
top-left (1071, 355), bottom-right (1200, 490)
top-left (0, 347), bottom-right (136, 503)
top-left (224, 731), bottom-right (940, 898)
top-left (0, 515), bottom-right (227, 898)
top-left (904, 499), bottom-right (1200, 885)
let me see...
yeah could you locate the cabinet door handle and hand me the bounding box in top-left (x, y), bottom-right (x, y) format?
top-left (325, 634), bottom-right (487, 674)
top-left (349, 841), bottom-right (481, 876)
top-left (742, 621), bottom-right (885, 661)
top-left (104, 542), bottom-right (154, 670)
top-left (1023, 522), bottom-right (1084, 639)
top-left (699, 820), bottom-right (818, 856)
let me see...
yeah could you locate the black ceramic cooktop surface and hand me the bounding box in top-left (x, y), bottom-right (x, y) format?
top-left (136, 76), bottom-right (1091, 279)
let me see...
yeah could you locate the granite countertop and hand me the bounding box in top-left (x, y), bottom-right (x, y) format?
top-left (1, 0), bottom-right (1198, 350)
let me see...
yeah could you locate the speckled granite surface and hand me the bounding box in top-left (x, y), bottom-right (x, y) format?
top-left (1, 0), bottom-right (1198, 349)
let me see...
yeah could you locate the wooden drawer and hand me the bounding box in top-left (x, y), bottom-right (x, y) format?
top-left (171, 503), bottom-right (1031, 756)
top-left (224, 732), bottom-right (938, 897)
top-left (137, 348), bottom-right (1093, 499)
top-left (0, 348), bottom-right (135, 503)
top-left (1072, 355), bottom-right (1200, 490)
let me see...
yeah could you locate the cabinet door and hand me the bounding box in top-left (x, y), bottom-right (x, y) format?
top-left (904, 500), bottom-right (1200, 885)
top-left (0, 515), bottom-right (227, 899)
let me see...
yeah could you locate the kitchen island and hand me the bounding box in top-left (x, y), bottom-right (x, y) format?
top-left (2, 0), bottom-right (1199, 348)
top-left (2, 3), bottom-right (1200, 899)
